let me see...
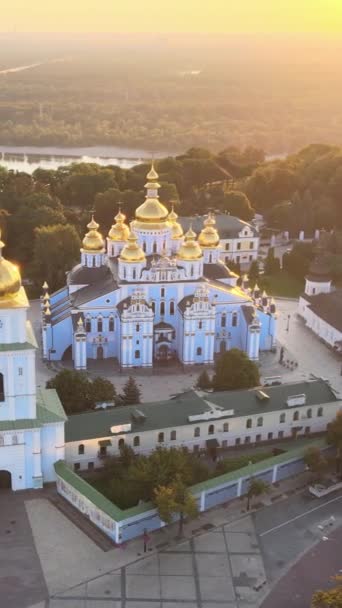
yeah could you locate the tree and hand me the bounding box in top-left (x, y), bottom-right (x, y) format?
top-left (304, 447), bottom-right (327, 481)
top-left (311, 575), bottom-right (342, 607)
top-left (46, 369), bottom-right (94, 414)
top-left (248, 260), bottom-right (260, 283)
top-left (31, 224), bottom-right (81, 292)
top-left (213, 349), bottom-right (260, 391)
top-left (196, 369), bottom-right (212, 390)
top-left (246, 478), bottom-right (269, 511)
top-left (153, 475), bottom-right (199, 536)
top-left (282, 242), bottom-right (313, 280)
top-left (121, 376), bottom-right (141, 405)
top-left (264, 247), bottom-right (281, 275)
top-left (92, 377), bottom-right (116, 405)
top-left (326, 412), bottom-right (342, 478)
top-left (221, 191), bottom-right (254, 221)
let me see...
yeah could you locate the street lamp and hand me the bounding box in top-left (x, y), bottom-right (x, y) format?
top-left (286, 314), bottom-right (291, 332)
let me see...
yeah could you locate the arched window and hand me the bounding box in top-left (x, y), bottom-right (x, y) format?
top-left (0, 373), bottom-right (4, 401)
top-left (223, 422), bottom-right (229, 432)
top-left (85, 319), bottom-right (91, 333)
top-left (153, 242), bottom-right (157, 253)
top-left (143, 242), bottom-right (146, 252)
top-left (280, 413), bottom-right (286, 423)
top-left (78, 444), bottom-right (85, 455)
top-left (123, 267), bottom-right (126, 279)
top-left (92, 257), bottom-right (96, 267)
top-left (307, 408), bottom-right (312, 419)
top-left (135, 350), bottom-right (140, 359)
top-left (232, 313), bottom-right (238, 327)
top-left (160, 302), bottom-right (165, 315)
top-left (196, 347), bottom-right (202, 356)
top-left (194, 427), bottom-right (200, 437)
top-left (0, 435), bottom-right (4, 446)
top-left (209, 254), bottom-right (212, 263)
top-left (12, 434), bottom-right (18, 445)
top-left (97, 318), bottom-right (103, 332)
top-left (170, 301), bottom-right (175, 315)
top-left (161, 288), bottom-right (165, 298)
top-left (293, 411), bottom-right (299, 421)
top-left (191, 265), bottom-right (194, 276)
top-left (136, 324), bottom-right (140, 332)
top-left (198, 321), bottom-right (202, 329)
top-left (221, 315), bottom-right (226, 328)
top-left (257, 417), bottom-right (263, 427)
top-left (109, 317), bottom-right (114, 332)
top-left (317, 407), bottom-right (323, 417)
top-left (158, 432), bottom-right (164, 443)
top-left (133, 436), bottom-right (140, 447)
top-left (132, 268), bottom-right (136, 280)
top-left (208, 424), bottom-right (214, 435)
top-left (170, 430), bottom-right (176, 440)
top-left (246, 418), bottom-right (252, 429)
top-left (151, 301), bottom-right (155, 313)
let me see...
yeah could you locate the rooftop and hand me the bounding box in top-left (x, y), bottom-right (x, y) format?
top-left (304, 290), bottom-right (342, 332)
top-left (180, 215), bottom-right (258, 239)
top-left (65, 379), bottom-right (339, 443)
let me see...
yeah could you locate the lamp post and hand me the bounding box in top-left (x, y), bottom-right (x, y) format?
top-left (286, 314), bottom-right (291, 332)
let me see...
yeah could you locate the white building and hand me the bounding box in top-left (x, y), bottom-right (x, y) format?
top-left (180, 215), bottom-right (259, 269)
top-left (64, 379), bottom-right (341, 472)
top-left (0, 231), bottom-right (66, 490)
top-left (298, 258), bottom-right (342, 353)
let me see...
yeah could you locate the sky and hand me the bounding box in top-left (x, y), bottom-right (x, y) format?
top-left (1, 0), bottom-right (342, 33)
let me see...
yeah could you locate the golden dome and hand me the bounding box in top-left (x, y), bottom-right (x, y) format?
top-left (146, 163), bottom-right (159, 181)
top-left (168, 207), bottom-right (184, 240)
top-left (108, 208), bottom-right (130, 242)
top-left (135, 197), bottom-right (169, 223)
top-left (177, 227), bottom-right (203, 261)
top-left (82, 215), bottom-right (104, 252)
top-left (198, 213), bottom-right (220, 248)
top-left (120, 231), bottom-right (146, 263)
top-left (0, 231), bottom-right (22, 299)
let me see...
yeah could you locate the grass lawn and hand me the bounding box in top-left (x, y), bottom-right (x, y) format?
top-left (260, 271), bottom-right (304, 298)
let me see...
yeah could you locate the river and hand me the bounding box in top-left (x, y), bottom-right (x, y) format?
top-left (0, 145), bottom-right (172, 174)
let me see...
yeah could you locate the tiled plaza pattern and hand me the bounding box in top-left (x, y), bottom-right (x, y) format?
top-left (49, 517), bottom-right (267, 608)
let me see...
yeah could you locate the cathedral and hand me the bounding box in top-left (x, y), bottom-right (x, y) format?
top-left (42, 165), bottom-right (277, 370)
top-left (0, 231), bottom-right (66, 490)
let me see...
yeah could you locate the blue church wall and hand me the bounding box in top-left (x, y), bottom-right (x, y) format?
top-left (49, 316), bottom-right (73, 360)
top-left (50, 287), bottom-right (68, 307)
top-left (259, 313), bottom-right (275, 350)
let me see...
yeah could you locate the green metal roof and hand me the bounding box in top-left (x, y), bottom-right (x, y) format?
top-left (36, 387), bottom-right (67, 424)
top-left (65, 380), bottom-right (339, 443)
top-left (0, 418), bottom-right (42, 431)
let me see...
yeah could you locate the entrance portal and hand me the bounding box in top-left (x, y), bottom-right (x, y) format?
top-left (97, 346), bottom-right (104, 360)
top-left (0, 470), bottom-right (11, 489)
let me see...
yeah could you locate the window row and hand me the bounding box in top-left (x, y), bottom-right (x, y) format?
top-left (85, 317), bottom-right (115, 333)
top-left (221, 313), bottom-right (238, 328)
top-left (0, 434), bottom-right (18, 445)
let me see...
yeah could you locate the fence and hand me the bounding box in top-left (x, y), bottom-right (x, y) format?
top-left (55, 439), bottom-right (332, 543)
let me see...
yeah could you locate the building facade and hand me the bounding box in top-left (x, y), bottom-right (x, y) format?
top-left (298, 258), bottom-right (342, 353)
top-left (0, 232), bottom-right (66, 490)
top-left (42, 165), bottom-right (275, 370)
top-left (180, 215), bottom-right (259, 270)
top-left (64, 379), bottom-right (341, 472)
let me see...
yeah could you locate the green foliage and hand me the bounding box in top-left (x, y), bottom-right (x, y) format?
top-left (246, 478), bottom-right (269, 510)
top-left (153, 475), bottom-right (199, 535)
top-left (121, 376), bottom-right (141, 405)
top-left (31, 223), bottom-right (81, 292)
top-left (326, 412), bottom-right (342, 477)
top-left (248, 260), bottom-right (260, 283)
top-left (264, 247), bottom-right (281, 275)
top-left (311, 575), bottom-right (342, 607)
top-left (46, 369), bottom-right (116, 414)
top-left (213, 348), bottom-right (260, 392)
top-left (196, 369), bottom-right (212, 390)
top-left (304, 447), bottom-right (327, 481)
top-left (214, 452), bottom-right (273, 476)
top-left (46, 369), bottom-right (94, 414)
top-left (282, 241), bottom-right (314, 280)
